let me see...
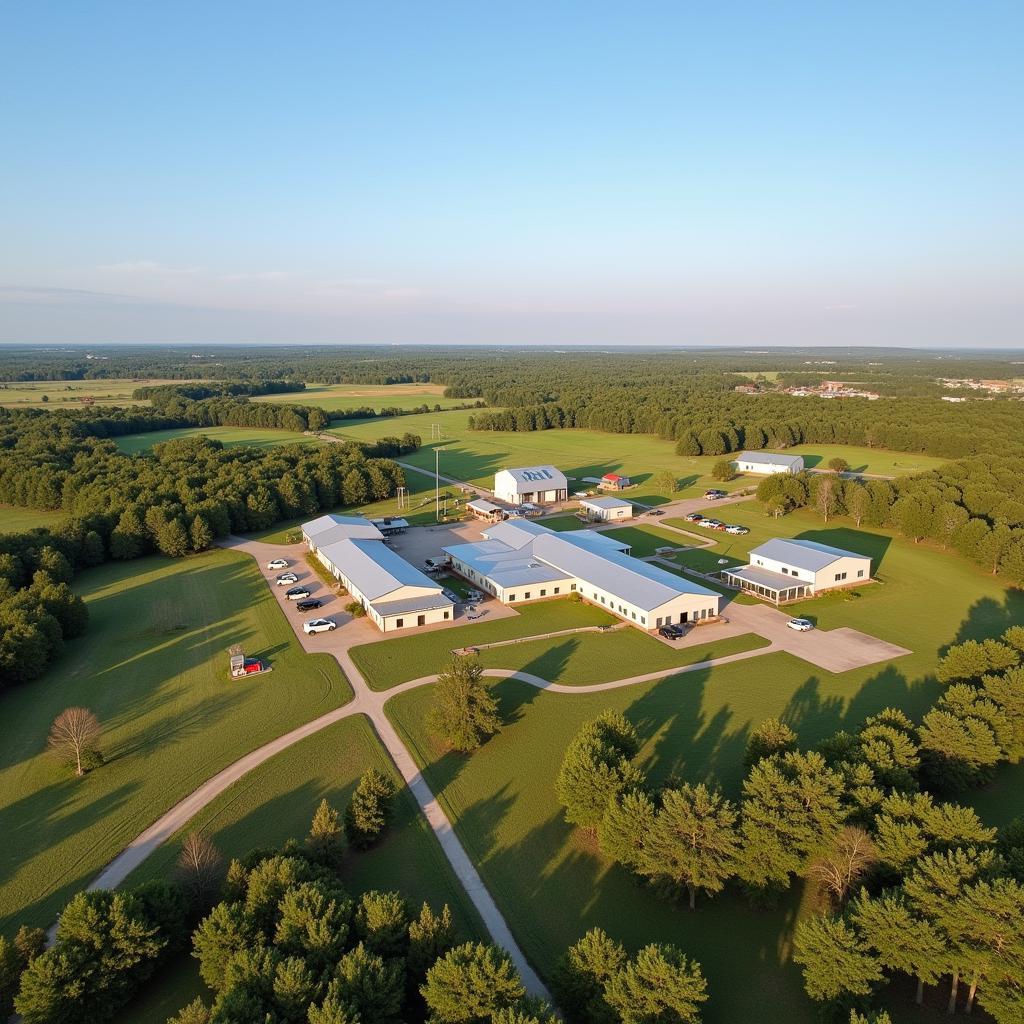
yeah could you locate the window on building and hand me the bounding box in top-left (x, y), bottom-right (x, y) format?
top-left (640, 616), bottom-right (646, 625)
top-left (857, 569), bottom-right (864, 578)
top-left (600, 596), bottom-right (606, 604)
top-left (540, 589), bottom-right (546, 597)
top-left (524, 592), bottom-right (531, 600)
top-left (834, 571), bottom-right (847, 581)
top-left (509, 594), bottom-right (516, 601)
top-left (631, 611), bottom-right (636, 620)
top-left (554, 587), bottom-right (560, 594)
top-left (444, 611), bottom-right (450, 619)
top-left (570, 583), bottom-right (577, 591)
top-left (396, 618), bottom-right (404, 628)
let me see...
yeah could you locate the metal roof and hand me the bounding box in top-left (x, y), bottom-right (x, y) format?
top-left (373, 593), bottom-right (456, 616)
top-left (494, 465), bottom-right (567, 492)
top-left (468, 498), bottom-right (503, 513)
top-left (580, 496), bottom-right (632, 510)
top-left (749, 537), bottom-right (868, 572)
top-left (302, 514), bottom-right (383, 544)
top-left (735, 451), bottom-right (803, 467)
top-left (482, 519), bottom-right (552, 549)
top-left (317, 537), bottom-right (444, 600)
top-left (722, 565), bottom-right (804, 592)
top-left (443, 539), bottom-right (568, 589)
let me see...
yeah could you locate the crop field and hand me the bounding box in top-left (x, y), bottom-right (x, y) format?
top-left (114, 715), bottom-right (485, 1024)
top-left (0, 505), bottom-right (65, 533)
top-left (0, 549), bottom-right (352, 934)
top-left (115, 425), bottom-right (323, 453)
top-left (327, 409), bottom-right (949, 502)
top-left (383, 510), bottom-right (1024, 1024)
top-left (0, 378), bottom-right (195, 409)
top-left (350, 600), bottom-right (617, 690)
top-left (253, 381), bottom-right (469, 413)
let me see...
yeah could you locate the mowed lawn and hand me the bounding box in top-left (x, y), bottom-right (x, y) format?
top-left (0, 378), bottom-right (194, 409)
top-left (115, 716), bottom-right (485, 1024)
top-left (328, 409), bottom-right (946, 503)
top-left (0, 549), bottom-right (352, 934)
top-left (475, 629), bottom-right (770, 685)
top-left (350, 600), bottom-right (617, 690)
top-left (0, 505), bottom-right (65, 533)
top-left (115, 426), bottom-right (323, 453)
top-left (384, 522), bottom-right (1024, 1024)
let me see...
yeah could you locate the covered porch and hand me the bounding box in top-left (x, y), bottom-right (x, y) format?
top-left (721, 565), bottom-right (812, 605)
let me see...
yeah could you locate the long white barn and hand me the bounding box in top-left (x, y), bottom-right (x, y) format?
top-left (493, 465), bottom-right (568, 504)
top-left (302, 514), bottom-right (454, 632)
top-left (443, 520), bottom-right (719, 631)
top-left (733, 451), bottom-right (804, 475)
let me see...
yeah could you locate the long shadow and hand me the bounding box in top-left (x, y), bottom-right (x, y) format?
top-left (949, 591), bottom-right (1024, 649)
top-left (794, 525), bottom-right (892, 570)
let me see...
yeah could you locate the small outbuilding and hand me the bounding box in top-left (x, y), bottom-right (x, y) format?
top-left (598, 473), bottom-right (631, 491)
top-left (733, 451), bottom-right (805, 475)
top-left (580, 496), bottom-right (633, 522)
top-left (721, 538), bottom-right (871, 603)
top-left (493, 465), bottom-right (568, 505)
top-left (467, 498), bottom-right (505, 523)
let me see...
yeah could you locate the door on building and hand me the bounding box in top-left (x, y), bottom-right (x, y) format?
top-left (417, 614), bottom-right (426, 627)
top-left (680, 612), bottom-right (688, 623)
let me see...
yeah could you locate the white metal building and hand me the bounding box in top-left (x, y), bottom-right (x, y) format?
top-left (493, 465), bottom-right (568, 505)
top-left (580, 496), bottom-right (633, 522)
top-left (443, 519), bottom-right (719, 631)
top-left (733, 451), bottom-right (805, 475)
top-left (301, 514), bottom-right (454, 631)
top-left (721, 538), bottom-right (871, 603)
top-left (467, 498), bottom-right (505, 522)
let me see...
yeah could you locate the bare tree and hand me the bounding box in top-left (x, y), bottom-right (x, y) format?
top-left (175, 832), bottom-right (224, 910)
top-left (809, 825), bottom-right (878, 906)
top-left (814, 475), bottom-right (838, 524)
top-left (48, 707), bottom-right (101, 776)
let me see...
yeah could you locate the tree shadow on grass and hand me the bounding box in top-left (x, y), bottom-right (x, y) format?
top-left (794, 525), bottom-right (892, 570)
top-left (949, 591), bottom-right (1024, 650)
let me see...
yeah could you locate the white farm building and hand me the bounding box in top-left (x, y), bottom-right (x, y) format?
top-left (302, 514), bottom-right (454, 632)
top-left (721, 538), bottom-right (871, 603)
top-left (733, 451), bottom-right (804, 475)
top-left (443, 519), bottom-right (719, 631)
top-left (493, 465), bottom-right (568, 505)
top-left (579, 496), bottom-right (633, 522)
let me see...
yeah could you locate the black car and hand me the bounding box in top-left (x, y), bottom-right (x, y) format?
top-left (295, 598), bottom-right (322, 612)
top-left (285, 586), bottom-right (312, 600)
top-left (658, 624), bottom-right (685, 640)
top-left (647, 508), bottom-right (665, 516)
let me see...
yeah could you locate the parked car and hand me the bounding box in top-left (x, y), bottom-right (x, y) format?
top-left (275, 572), bottom-right (299, 585)
top-left (285, 586), bottom-right (312, 600)
top-left (703, 489), bottom-right (726, 499)
top-left (787, 618), bottom-right (814, 632)
top-left (295, 598), bottom-right (322, 611)
top-left (702, 519), bottom-right (723, 529)
top-left (684, 512), bottom-right (703, 522)
top-left (725, 525), bottom-right (749, 535)
top-left (658, 623), bottom-right (685, 640)
top-left (442, 589), bottom-right (459, 602)
top-left (424, 556), bottom-right (451, 570)
top-left (303, 618), bottom-right (337, 634)
top-left (646, 508), bottom-right (665, 517)
top-left (267, 558), bottom-right (289, 570)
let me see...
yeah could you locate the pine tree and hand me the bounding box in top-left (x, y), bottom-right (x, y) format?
top-left (420, 942), bottom-right (525, 1024)
top-left (603, 943), bottom-right (708, 1024)
top-left (344, 768), bottom-right (396, 849)
top-left (792, 914), bottom-right (883, 1002)
top-left (598, 788), bottom-right (656, 870)
top-left (307, 798), bottom-right (345, 867)
top-left (426, 657), bottom-right (501, 753)
top-left (408, 903), bottom-right (455, 979)
top-left (552, 928), bottom-right (626, 1024)
top-left (354, 890), bottom-right (410, 959)
top-left (744, 717), bottom-right (797, 770)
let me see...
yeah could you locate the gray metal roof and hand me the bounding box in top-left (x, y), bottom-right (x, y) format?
top-left (443, 539), bottom-right (568, 589)
top-left (750, 537), bottom-right (868, 572)
top-left (495, 465), bottom-right (567, 492)
top-left (373, 593), bottom-right (455, 616)
top-left (723, 564), bottom-right (804, 592)
top-left (735, 451), bottom-right (803, 467)
top-left (302, 514), bottom-right (383, 544)
top-left (580, 496), bottom-right (632, 510)
top-left (468, 498), bottom-right (503, 513)
top-left (482, 519), bottom-right (552, 549)
top-left (317, 537), bottom-right (444, 600)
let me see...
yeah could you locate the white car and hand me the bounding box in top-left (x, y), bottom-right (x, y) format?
top-left (787, 618), bottom-right (814, 632)
top-left (267, 558), bottom-right (289, 570)
top-left (275, 572), bottom-right (299, 584)
top-left (303, 618), bottom-right (337, 634)
top-left (725, 525), bottom-right (749, 535)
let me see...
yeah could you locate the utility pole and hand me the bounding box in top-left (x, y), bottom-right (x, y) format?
top-left (435, 446), bottom-right (440, 523)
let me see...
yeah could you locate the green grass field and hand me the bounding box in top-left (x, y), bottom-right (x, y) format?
top-left (0, 505), bottom-right (65, 533)
top-left (350, 600), bottom-right (617, 690)
top-left (115, 426), bottom-right (323, 453)
top-left (114, 715), bottom-right (485, 1024)
top-left (475, 629), bottom-right (770, 685)
top-left (0, 378), bottom-right (194, 409)
top-left (382, 507), bottom-right (1024, 1024)
top-left (603, 523), bottom-right (697, 557)
top-left (327, 410), bottom-right (948, 503)
top-left (252, 381), bottom-right (468, 414)
top-left (0, 549), bottom-right (352, 934)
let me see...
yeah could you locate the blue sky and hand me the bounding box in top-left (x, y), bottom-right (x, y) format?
top-left (1, 1), bottom-right (1021, 346)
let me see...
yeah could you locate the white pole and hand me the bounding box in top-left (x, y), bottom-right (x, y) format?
top-left (435, 447), bottom-right (440, 522)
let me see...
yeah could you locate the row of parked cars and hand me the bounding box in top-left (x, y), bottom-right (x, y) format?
top-left (267, 559), bottom-right (337, 634)
top-left (683, 512), bottom-right (750, 535)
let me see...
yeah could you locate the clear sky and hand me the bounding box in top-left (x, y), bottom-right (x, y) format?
top-left (1, 1), bottom-right (1021, 347)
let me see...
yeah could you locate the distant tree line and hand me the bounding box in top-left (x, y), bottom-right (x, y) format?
top-left (754, 455), bottom-right (1024, 584)
top-left (554, 629), bottom-right (1024, 1021)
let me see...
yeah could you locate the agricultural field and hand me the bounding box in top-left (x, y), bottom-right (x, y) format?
top-left (327, 409), bottom-right (950, 503)
top-left (0, 505), bottom-right (64, 533)
top-left (350, 600), bottom-right (617, 690)
top-left (0, 378), bottom-right (194, 409)
top-left (252, 381), bottom-right (469, 413)
top-left (383, 510), bottom-right (1024, 1024)
top-left (114, 715), bottom-right (485, 1024)
top-left (0, 549), bottom-right (352, 935)
top-left (115, 425), bottom-right (323, 453)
